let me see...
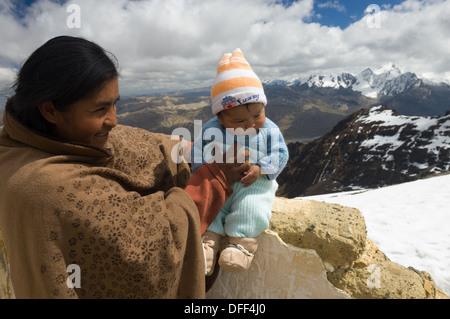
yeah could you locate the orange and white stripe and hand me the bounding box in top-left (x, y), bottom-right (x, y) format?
top-left (211, 48), bottom-right (267, 115)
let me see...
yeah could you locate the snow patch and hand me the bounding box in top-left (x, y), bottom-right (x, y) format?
top-left (300, 174), bottom-right (450, 296)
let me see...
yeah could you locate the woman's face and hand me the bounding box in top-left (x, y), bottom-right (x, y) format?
top-left (51, 77), bottom-right (119, 150)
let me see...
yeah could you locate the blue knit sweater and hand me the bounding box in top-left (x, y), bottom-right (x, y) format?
top-left (191, 117), bottom-right (288, 181)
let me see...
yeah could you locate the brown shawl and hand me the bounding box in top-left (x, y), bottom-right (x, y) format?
top-left (0, 110), bottom-right (205, 298)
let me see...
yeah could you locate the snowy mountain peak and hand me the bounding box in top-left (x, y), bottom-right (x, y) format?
top-left (265, 63), bottom-right (427, 99)
top-left (302, 72), bottom-right (355, 89)
top-left (353, 63), bottom-right (409, 98)
top-left (357, 63), bottom-right (402, 80)
top-left (373, 63), bottom-right (403, 76)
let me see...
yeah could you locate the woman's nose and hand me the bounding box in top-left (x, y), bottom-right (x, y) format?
top-left (105, 107), bottom-right (118, 128)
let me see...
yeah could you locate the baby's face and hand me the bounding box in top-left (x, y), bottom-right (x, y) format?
top-left (217, 103), bottom-right (266, 135)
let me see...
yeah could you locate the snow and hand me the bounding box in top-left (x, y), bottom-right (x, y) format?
top-left (356, 107), bottom-right (450, 167)
top-left (266, 63), bottom-right (449, 99)
top-left (352, 64), bottom-right (403, 98)
top-left (299, 173), bottom-right (450, 296)
top-left (290, 63), bottom-right (426, 99)
top-left (360, 132), bottom-right (403, 152)
top-left (357, 106), bottom-right (439, 128)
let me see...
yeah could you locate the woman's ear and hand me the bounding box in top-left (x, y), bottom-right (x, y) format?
top-left (38, 101), bottom-right (58, 124)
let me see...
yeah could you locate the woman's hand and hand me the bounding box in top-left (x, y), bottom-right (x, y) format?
top-left (215, 143), bottom-right (251, 185)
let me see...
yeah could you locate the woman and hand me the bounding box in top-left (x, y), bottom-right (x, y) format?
top-left (0, 36), bottom-right (249, 298)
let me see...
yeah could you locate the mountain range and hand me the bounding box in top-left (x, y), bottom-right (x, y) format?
top-left (276, 105), bottom-right (450, 198)
top-left (111, 63), bottom-right (450, 142)
top-left (267, 63), bottom-right (425, 99)
top-left (1, 63), bottom-right (449, 135)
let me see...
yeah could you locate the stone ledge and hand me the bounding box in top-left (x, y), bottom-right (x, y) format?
top-left (270, 198), bottom-right (367, 269)
top-left (0, 221), bottom-right (15, 299)
top-left (207, 230), bottom-right (350, 299)
top-left (207, 197), bottom-right (448, 299)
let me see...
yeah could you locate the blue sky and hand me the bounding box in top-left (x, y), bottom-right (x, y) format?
top-left (310, 0), bottom-right (406, 28)
top-left (7, 0), bottom-right (43, 18)
top-left (11, 0), bottom-right (407, 29)
top-left (1, 0), bottom-right (450, 96)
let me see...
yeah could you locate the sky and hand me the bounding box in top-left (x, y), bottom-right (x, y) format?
top-left (0, 0), bottom-right (450, 97)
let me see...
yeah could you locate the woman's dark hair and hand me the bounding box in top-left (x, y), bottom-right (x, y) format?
top-left (7, 35), bottom-right (119, 134)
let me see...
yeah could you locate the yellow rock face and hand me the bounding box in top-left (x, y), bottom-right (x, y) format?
top-left (0, 221), bottom-right (15, 299)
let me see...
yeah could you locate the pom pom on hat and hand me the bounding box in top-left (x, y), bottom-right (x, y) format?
top-left (211, 48), bottom-right (267, 115)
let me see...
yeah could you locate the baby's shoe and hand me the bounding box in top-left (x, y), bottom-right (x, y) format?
top-left (218, 237), bottom-right (258, 273)
top-left (202, 231), bottom-right (223, 276)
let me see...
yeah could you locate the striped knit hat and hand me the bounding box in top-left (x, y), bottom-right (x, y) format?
top-left (211, 48), bottom-right (267, 115)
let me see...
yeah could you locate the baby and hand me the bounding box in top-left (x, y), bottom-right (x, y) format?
top-left (191, 48), bottom-right (288, 275)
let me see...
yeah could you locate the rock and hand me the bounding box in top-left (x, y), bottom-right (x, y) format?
top-left (206, 230), bottom-right (350, 299)
top-left (326, 238), bottom-right (438, 299)
top-left (207, 197), bottom-right (448, 299)
top-left (436, 288), bottom-right (450, 299)
top-left (0, 221), bottom-right (15, 299)
top-left (276, 106), bottom-right (450, 198)
top-left (269, 198), bottom-right (367, 268)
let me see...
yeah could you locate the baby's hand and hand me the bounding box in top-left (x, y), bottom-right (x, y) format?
top-left (240, 165), bottom-right (261, 188)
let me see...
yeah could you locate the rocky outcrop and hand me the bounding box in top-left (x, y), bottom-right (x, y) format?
top-left (1, 198), bottom-right (447, 299)
top-left (277, 106), bottom-right (450, 197)
top-left (207, 197), bottom-right (448, 299)
top-left (206, 229), bottom-right (350, 299)
top-left (0, 221), bottom-right (15, 299)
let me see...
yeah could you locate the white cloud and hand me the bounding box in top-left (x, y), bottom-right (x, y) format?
top-left (317, 0), bottom-right (346, 12)
top-left (0, 0), bottom-right (449, 96)
top-left (0, 66), bottom-right (16, 95)
top-left (343, 0), bottom-right (450, 82)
